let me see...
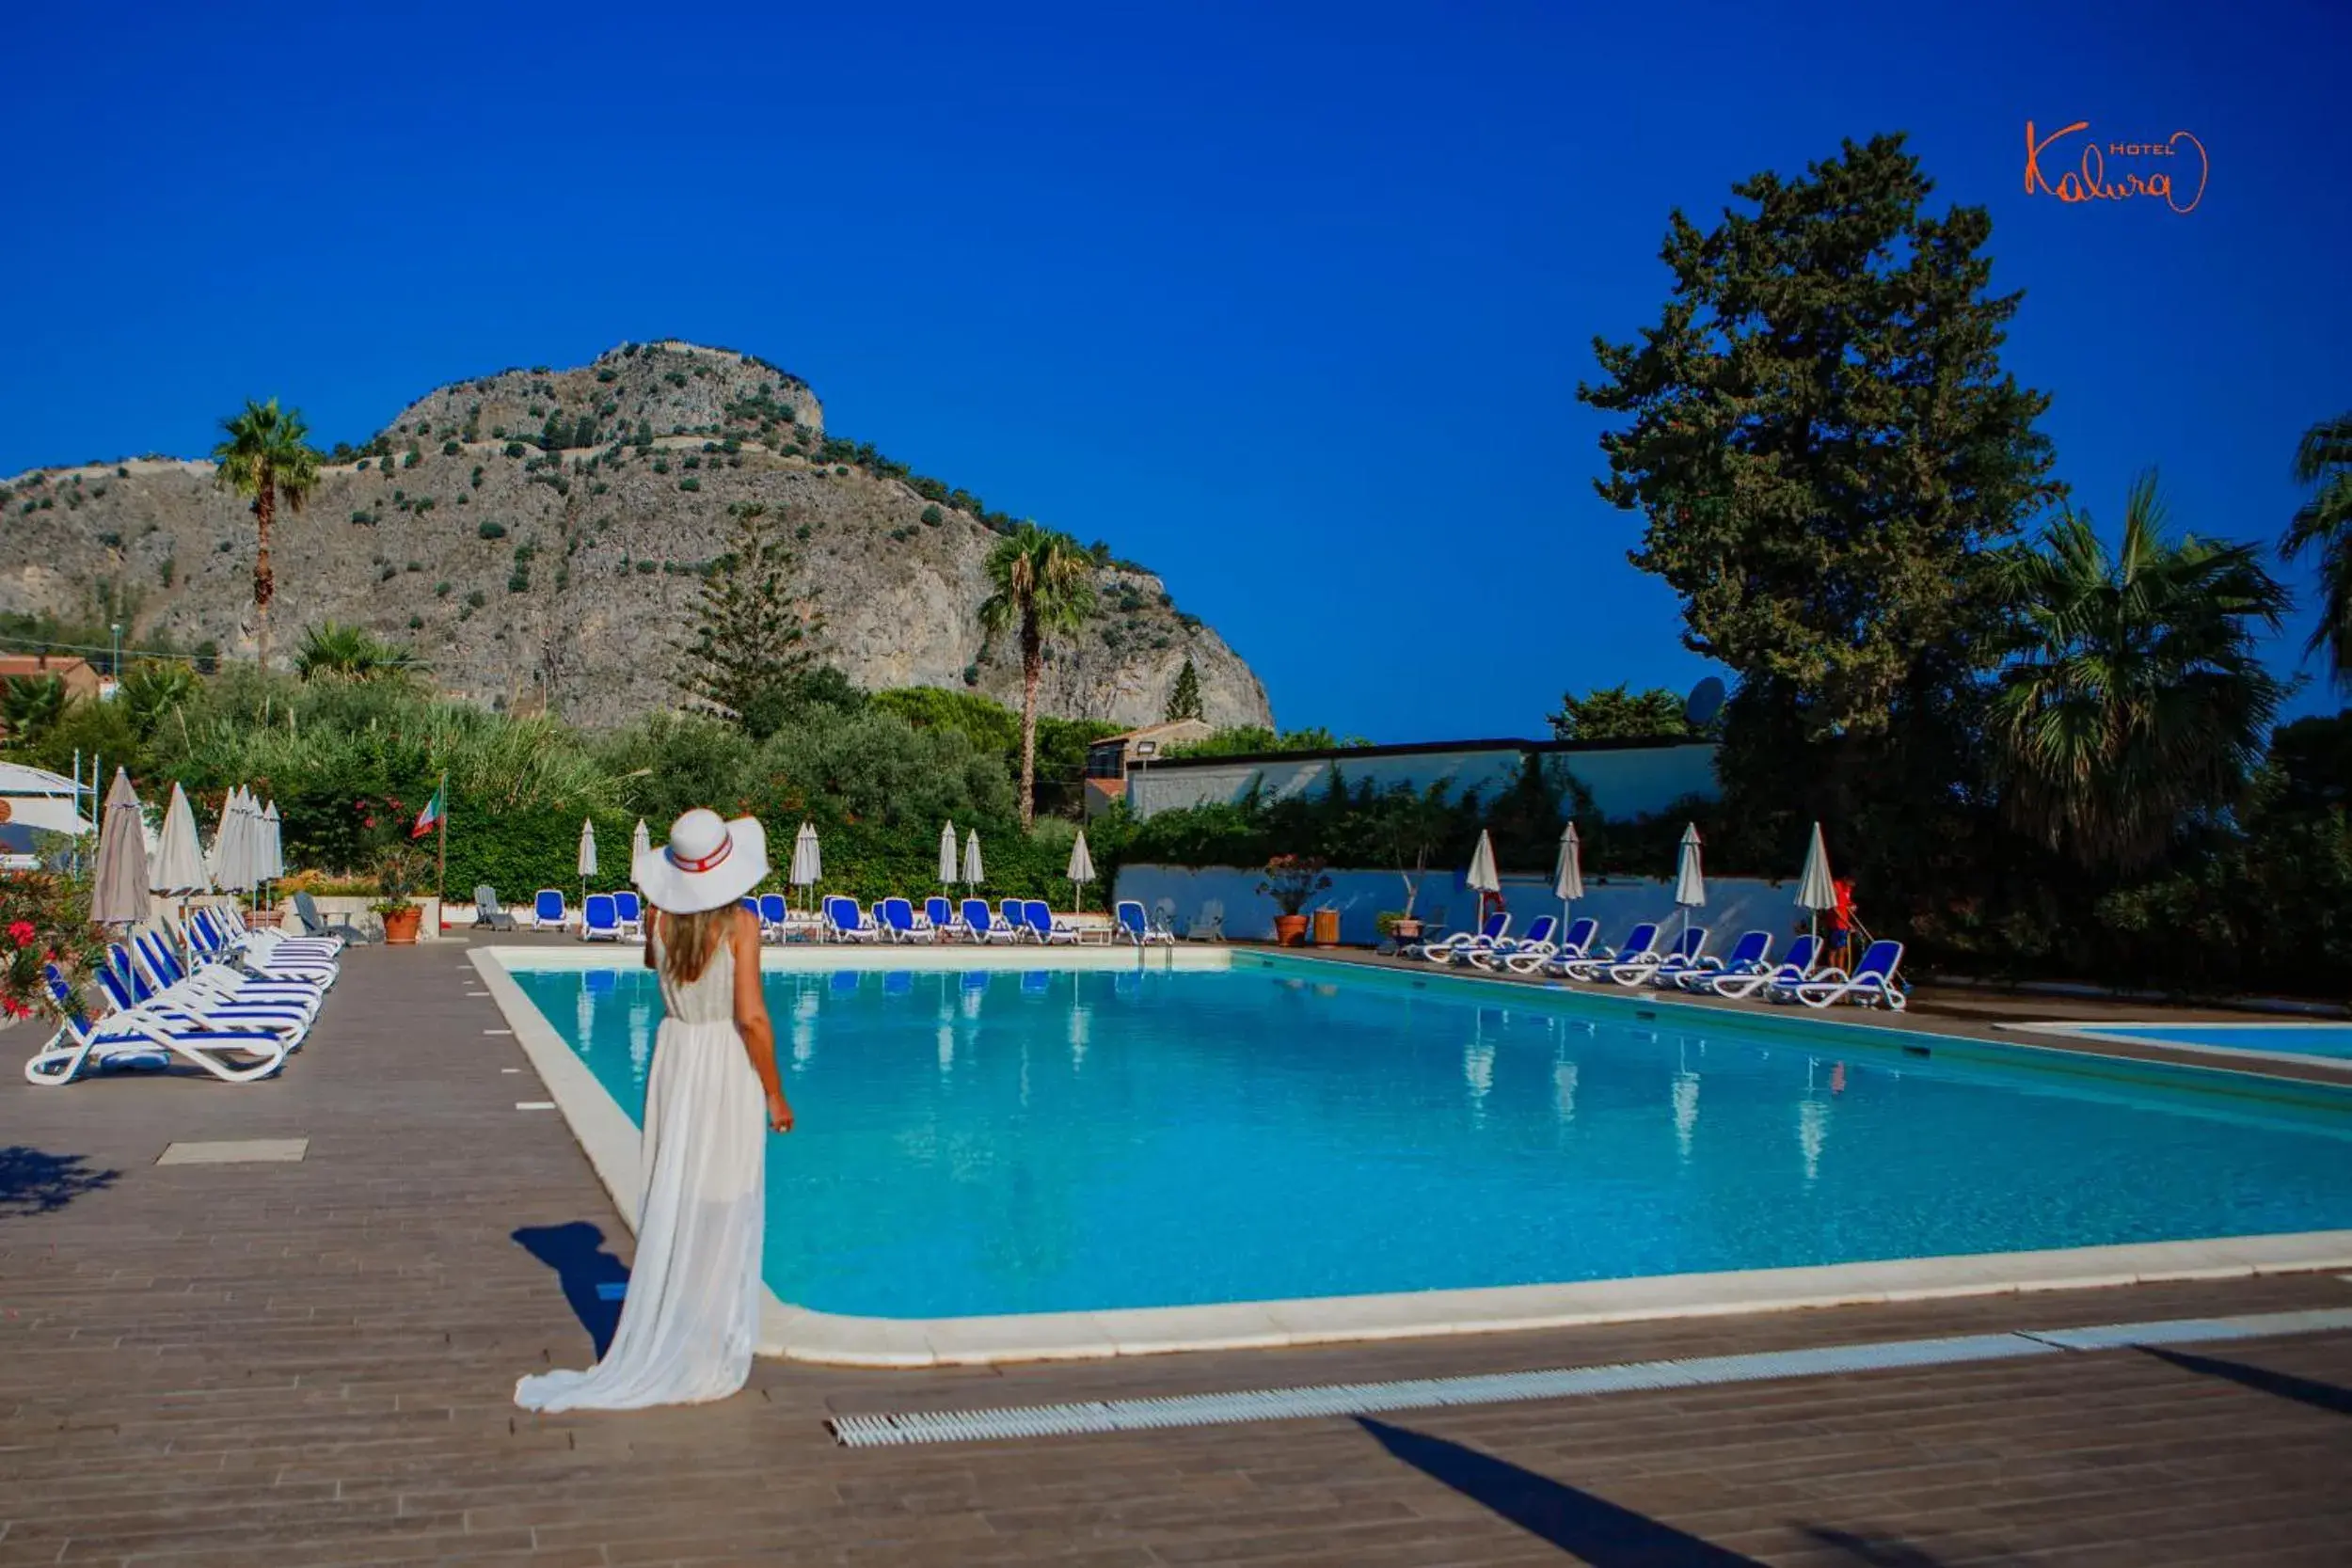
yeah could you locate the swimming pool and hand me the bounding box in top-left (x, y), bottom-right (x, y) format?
top-left (501, 953), bottom-right (2352, 1323)
top-left (2010, 1020), bottom-right (2352, 1065)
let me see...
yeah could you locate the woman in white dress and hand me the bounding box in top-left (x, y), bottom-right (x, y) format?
top-left (516, 809), bottom-right (795, 1412)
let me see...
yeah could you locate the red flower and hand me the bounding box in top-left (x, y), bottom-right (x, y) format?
top-left (363, 817), bottom-right (377, 830)
top-left (5, 921), bottom-right (34, 948)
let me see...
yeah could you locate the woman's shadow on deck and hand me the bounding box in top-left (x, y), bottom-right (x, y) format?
top-left (513, 1223), bottom-right (629, 1357)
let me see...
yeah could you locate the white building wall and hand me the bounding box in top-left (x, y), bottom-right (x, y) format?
top-left (1111, 863), bottom-right (1806, 951)
top-left (1126, 743), bottom-right (1719, 823)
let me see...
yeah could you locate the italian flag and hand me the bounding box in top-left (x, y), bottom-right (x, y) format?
top-left (410, 785), bottom-right (445, 840)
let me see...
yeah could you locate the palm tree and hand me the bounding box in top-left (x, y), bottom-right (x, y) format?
top-left (212, 398), bottom-right (322, 673)
top-left (2282, 410), bottom-right (2352, 692)
top-left (1990, 472), bottom-right (2289, 872)
top-left (0, 674), bottom-right (70, 742)
top-left (978, 523), bottom-right (1097, 827)
top-left (294, 620), bottom-right (421, 683)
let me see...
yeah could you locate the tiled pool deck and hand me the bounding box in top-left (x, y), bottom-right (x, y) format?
top-left (5, 932), bottom-right (2350, 1564)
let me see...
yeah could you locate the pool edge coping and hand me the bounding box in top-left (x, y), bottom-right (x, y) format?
top-left (2000, 1018), bottom-right (2352, 1070)
top-left (470, 945), bottom-right (2352, 1370)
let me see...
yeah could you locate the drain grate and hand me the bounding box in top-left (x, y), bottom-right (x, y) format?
top-left (2020, 1307), bottom-right (2352, 1351)
top-left (826, 1307), bottom-right (2352, 1449)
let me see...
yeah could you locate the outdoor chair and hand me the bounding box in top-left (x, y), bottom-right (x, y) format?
top-left (1413, 911), bottom-right (1507, 962)
top-left (1021, 900), bottom-right (1077, 944)
top-left (961, 897), bottom-right (1019, 942)
top-left (26, 965), bottom-right (289, 1086)
top-left (1503, 916), bottom-right (1598, 974)
top-left (580, 894), bottom-right (622, 942)
top-left (877, 897), bottom-right (920, 942)
top-left (1705, 933), bottom-right (1815, 997)
top-left (294, 890), bottom-right (371, 945)
top-left (473, 885), bottom-right (516, 931)
top-left (532, 890), bottom-right (567, 930)
top-left (1185, 899), bottom-right (1226, 942)
top-left (1116, 899), bottom-right (1176, 945)
top-left (1782, 939), bottom-right (1907, 1010)
top-left (1463, 914), bottom-right (1559, 970)
top-left (1550, 921), bottom-right (1658, 980)
top-left (757, 893), bottom-right (790, 942)
top-left (1672, 929), bottom-right (1772, 990)
top-left (1612, 926), bottom-right (1706, 986)
top-left (612, 891), bottom-right (644, 938)
top-left (822, 895), bottom-right (880, 942)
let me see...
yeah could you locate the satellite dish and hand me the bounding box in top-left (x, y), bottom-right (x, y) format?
top-left (1684, 676), bottom-right (1726, 731)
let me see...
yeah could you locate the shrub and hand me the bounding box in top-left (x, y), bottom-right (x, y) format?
top-left (652, 459), bottom-right (669, 474)
top-left (678, 477), bottom-right (700, 492)
top-left (96, 531), bottom-right (122, 549)
top-left (794, 523), bottom-right (812, 542)
top-left (681, 454), bottom-right (701, 469)
top-left (478, 520), bottom-right (507, 540)
top-left (635, 560), bottom-right (657, 575)
top-left (466, 589), bottom-right (486, 608)
top-left (407, 614), bottom-right (423, 629)
top-left (406, 560), bottom-right (423, 573)
top-left (962, 662), bottom-right (980, 687)
top-left (503, 442), bottom-right (527, 459)
top-left (470, 466), bottom-right (485, 488)
top-left (596, 368), bottom-right (617, 382)
top-left (434, 580), bottom-right (452, 597)
top-left (920, 505), bottom-right (943, 526)
top-left (356, 458), bottom-right (371, 470)
top-left (158, 556), bottom-right (175, 588)
top-left (441, 439), bottom-right (461, 456)
top-left (379, 565), bottom-right (397, 582)
top-left (349, 510), bottom-right (375, 526)
top-left (508, 570), bottom-right (530, 594)
top-left (403, 451), bottom-right (421, 469)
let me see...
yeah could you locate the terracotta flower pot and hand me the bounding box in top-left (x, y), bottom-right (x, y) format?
top-left (1273, 913), bottom-right (1308, 946)
top-left (381, 905), bottom-right (422, 945)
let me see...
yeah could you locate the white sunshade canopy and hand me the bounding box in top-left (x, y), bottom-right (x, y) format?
top-left (1796, 821), bottom-right (1836, 912)
top-left (151, 782), bottom-right (213, 895)
top-left (1465, 830), bottom-right (1501, 895)
top-left (0, 760), bottom-right (94, 836)
top-left (1674, 822), bottom-right (1707, 909)
top-left (1551, 821), bottom-right (1584, 903)
top-left (789, 821), bottom-right (822, 886)
top-left (961, 829), bottom-right (985, 886)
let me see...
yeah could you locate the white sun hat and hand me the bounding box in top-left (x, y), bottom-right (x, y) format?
top-left (633, 808), bottom-right (769, 914)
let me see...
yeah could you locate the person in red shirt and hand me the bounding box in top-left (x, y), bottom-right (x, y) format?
top-left (1827, 878), bottom-right (1856, 968)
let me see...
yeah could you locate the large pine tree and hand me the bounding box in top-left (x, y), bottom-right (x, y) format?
top-left (675, 503), bottom-right (817, 738)
top-left (1164, 656), bottom-right (1204, 721)
top-left (1580, 133), bottom-right (2061, 872)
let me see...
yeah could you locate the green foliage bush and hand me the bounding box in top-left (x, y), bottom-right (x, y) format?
top-left (478, 520), bottom-right (506, 539)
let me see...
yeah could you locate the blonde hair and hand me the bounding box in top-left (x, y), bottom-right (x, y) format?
top-left (657, 905), bottom-right (735, 986)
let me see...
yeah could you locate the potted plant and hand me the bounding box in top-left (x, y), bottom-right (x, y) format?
top-left (1256, 855), bottom-right (1331, 946)
top-left (371, 846), bottom-right (429, 944)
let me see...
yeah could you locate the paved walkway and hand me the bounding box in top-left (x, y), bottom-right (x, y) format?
top-left (5, 940), bottom-right (2350, 1565)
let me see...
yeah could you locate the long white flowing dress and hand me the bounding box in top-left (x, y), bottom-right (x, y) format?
top-left (516, 926), bottom-right (766, 1411)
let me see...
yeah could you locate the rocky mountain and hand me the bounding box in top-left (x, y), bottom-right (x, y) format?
top-left (0, 341), bottom-right (1273, 730)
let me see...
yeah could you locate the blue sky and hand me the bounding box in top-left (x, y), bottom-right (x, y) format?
top-left (3, 0), bottom-right (2345, 739)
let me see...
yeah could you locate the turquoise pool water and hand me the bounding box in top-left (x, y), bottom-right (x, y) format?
top-left (2079, 1023), bottom-right (2352, 1061)
top-left (508, 959), bottom-right (2352, 1319)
